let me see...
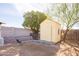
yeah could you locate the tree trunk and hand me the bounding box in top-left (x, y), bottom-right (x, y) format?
top-left (63, 29), bottom-right (69, 42)
top-left (31, 32), bottom-right (39, 40)
top-left (56, 29), bottom-right (69, 44)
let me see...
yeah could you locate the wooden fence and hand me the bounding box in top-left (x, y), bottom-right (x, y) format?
top-left (65, 30), bottom-right (79, 40)
top-left (62, 30), bottom-right (79, 44)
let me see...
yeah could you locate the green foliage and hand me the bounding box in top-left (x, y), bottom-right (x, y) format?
top-left (22, 11), bottom-right (47, 33)
top-left (55, 3), bottom-right (79, 29)
top-left (48, 3), bottom-right (79, 29)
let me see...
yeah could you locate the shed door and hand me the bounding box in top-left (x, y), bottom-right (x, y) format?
top-left (40, 23), bottom-right (52, 41)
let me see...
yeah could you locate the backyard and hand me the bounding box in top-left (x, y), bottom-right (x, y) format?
top-left (0, 39), bottom-right (79, 56)
top-left (0, 3), bottom-right (79, 56)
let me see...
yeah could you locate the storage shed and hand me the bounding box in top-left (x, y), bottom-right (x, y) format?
top-left (40, 19), bottom-right (61, 43)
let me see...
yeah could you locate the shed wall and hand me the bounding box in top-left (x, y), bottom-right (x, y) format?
top-left (40, 20), bottom-right (52, 41)
top-left (40, 20), bottom-right (61, 43)
top-left (51, 22), bottom-right (61, 43)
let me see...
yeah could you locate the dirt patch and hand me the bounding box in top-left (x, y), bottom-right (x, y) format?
top-left (0, 40), bottom-right (59, 56)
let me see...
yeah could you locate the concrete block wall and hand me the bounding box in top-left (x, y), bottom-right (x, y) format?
top-left (1, 27), bottom-right (32, 44)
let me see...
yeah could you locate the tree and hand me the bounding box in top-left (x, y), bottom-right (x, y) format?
top-left (22, 11), bottom-right (47, 40)
top-left (48, 3), bottom-right (79, 43)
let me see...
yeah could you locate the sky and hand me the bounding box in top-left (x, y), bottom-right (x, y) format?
top-left (0, 3), bottom-right (47, 28)
top-left (0, 3), bottom-right (79, 29)
top-left (0, 3), bottom-right (23, 28)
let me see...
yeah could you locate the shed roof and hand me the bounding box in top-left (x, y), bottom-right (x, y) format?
top-left (41, 19), bottom-right (61, 25)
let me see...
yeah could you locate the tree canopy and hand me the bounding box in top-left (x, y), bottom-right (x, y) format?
top-left (48, 3), bottom-right (79, 30)
top-left (22, 11), bottom-right (47, 33)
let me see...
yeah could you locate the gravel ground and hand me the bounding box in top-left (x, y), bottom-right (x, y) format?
top-left (0, 40), bottom-right (60, 56)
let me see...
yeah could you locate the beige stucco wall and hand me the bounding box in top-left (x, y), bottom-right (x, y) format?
top-left (40, 20), bottom-right (61, 43)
